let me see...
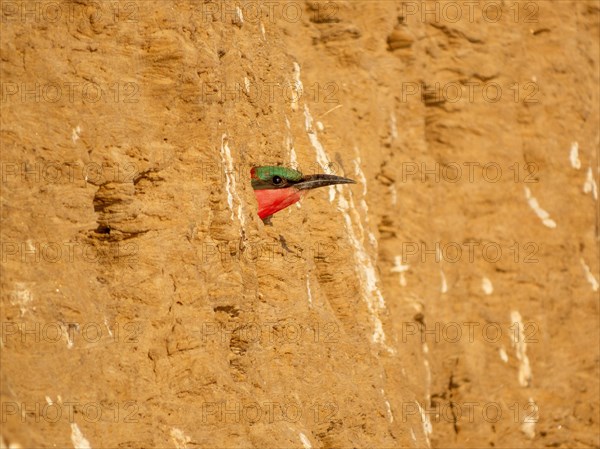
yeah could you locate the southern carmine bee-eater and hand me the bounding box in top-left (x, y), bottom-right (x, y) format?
top-left (251, 166), bottom-right (356, 223)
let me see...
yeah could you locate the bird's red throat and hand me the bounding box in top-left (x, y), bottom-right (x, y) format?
top-left (253, 187), bottom-right (306, 219)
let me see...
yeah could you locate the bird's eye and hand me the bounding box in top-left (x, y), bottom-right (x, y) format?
top-left (272, 176), bottom-right (282, 185)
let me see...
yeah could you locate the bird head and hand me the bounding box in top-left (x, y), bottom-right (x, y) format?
top-left (251, 166), bottom-right (356, 220)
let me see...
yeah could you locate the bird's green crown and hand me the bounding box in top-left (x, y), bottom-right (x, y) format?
top-left (251, 166), bottom-right (303, 190)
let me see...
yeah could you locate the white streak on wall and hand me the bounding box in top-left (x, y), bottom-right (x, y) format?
top-left (104, 318), bottom-right (113, 337)
top-left (440, 270), bottom-right (448, 293)
top-left (285, 116), bottom-right (298, 168)
top-left (437, 247), bottom-right (448, 293)
top-left (291, 62), bottom-right (304, 112)
top-left (569, 141), bottom-right (581, 169)
top-left (1, 437), bottom-right (22, 449)
top-left (301, 101), bottom-right (388, 348)
top-left (583, 167), bottom-right (598, 200)
top-left (499, 347), bottom-right (508, 363)
top-left (390, 111), bottom-right (398, 141)
top-left (306, 274), bottom-right (313, 305)
top-left (11, 282), bottom-right (33, 316)
top-left (354, 158), bottom-right (367, 197)
top-left (416, 401), bottom-right (432, 448)
top-left (70, 423), bottom-right (91, 449)
top-left (304, 105), bottom-right (335, 202)
top-left (385, 400), bottom-right (394, 423)
top-left (235, 6), bottom-right (243, 25)
top-left (71, 126), bottom-right (81, 144)
top-left (260, 21), bottom-right (266, 40)
top-left (379, 388), bottom-right (394, 423)
top-left (220, 134), bottom-right (245, 230)
top-left (482, 277), bottom-right (493, 295)
top-left (170, 428), bottom-right (191, 449)
top-left (354, 158), bottom-right (377, 250)
top-left (389, 183), bottom-right (397, 205)
top-left (290, 148), bottom-right (298, 170)
top-left (65, 323), bottom-right (74, 349)
top-left (524, 187), bottom-right (556, 228)
top-left (510, 311), bottom-right (532, 387)
top-left (244, 77), bottom-right (250, 93)
top-left (391, 255), bottom-right (409, 286)
top-left (336, 153), bottom-right (392, 349)
top-left (285, 116), bottom-right (301, 209)
top-left (338, 192), bottom-right (389, 348)
top-left (45, 396), bottom-right (53, 405)
top-left (357, 202), bottom-right (375, 247)
top-left (220, 135), bottom-right (235, 219)
top-left (423, 343), bottom-right (431, 404)
top-left (580, 258), bottom-right (599, 291)
top-left (299, 433), bottom-right (312, 449)
top-left (520, 398), bottom-right (538, 439)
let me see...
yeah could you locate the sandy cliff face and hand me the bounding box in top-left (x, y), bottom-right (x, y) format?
top-left (1, 1), bottom-right (598, 448)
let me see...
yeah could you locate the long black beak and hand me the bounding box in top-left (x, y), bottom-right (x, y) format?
top-left (295, 173), bottom-right (356, 190)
